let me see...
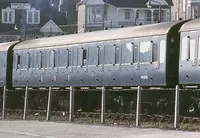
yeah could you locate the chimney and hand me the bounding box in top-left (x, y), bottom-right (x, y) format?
top-left (59, 0), bottom-right (64, 12)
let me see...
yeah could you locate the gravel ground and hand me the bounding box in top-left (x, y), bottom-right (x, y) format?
top-left (2, 112), bottom-right (200, 131)
top-left (0, 120), bottom-right (200, 138)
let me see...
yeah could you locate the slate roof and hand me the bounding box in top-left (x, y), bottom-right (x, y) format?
top-left (103, 0), bottom-right (173, 8)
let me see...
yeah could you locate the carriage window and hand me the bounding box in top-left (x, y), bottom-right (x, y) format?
top-left (21, 53), bottom-right (28, 69)
top-left (104, 45), bottom-right (115, 64)
top-left (88, 47), bottom-right (98, 65)
top-left (77, 48), bottom-right (82, 66)
top-left (49, 50), bottom-right (56, 68)
top-left (181, 37), bottom-right (188, 60)
top-left (41, 51), bottom-right (46, 68)
top-left (83, 49), bottom-right (87, 66)
top-left (98, 46), bottom-right (104, 65)
top-left (189, 39), bottom-right (196, 60)
top-left (115, 45), bottom-right (120, 64)
top-left (13, 54), bottom-right (16, 69)
top-left (31, 52), bottom-right (36, 68)
top-left (59, 49), bottom-right (66, 67)
top-left (152, 42), bottom-right (159, 62)
top-left (14, 53), bottom-right (20, 69)
top-left (133, 45), bottom-right (139, 63)
top-left (160, 40), bottom-right (166, 63)
top-left (121, 43), bottom-right (133, 64)
top-left (67, 50), bottom-right (72, 66)
top-left (77, 48), bottom-right (87, 66)
top-left (139, 41), bottom-right (152, 62)
top-left (17, 54), bottom-right (20, 69)
top-left (27, 52), bottom-right (31, 69)
top-left (38, 51), bottom-right (42, 68)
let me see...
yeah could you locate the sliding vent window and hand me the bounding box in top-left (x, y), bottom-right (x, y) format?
top-left (121, 43), bottom-right (133, 64)
top-left (88, 47), bottom-right (98, 65)
top-left (139, 41), bottom-right (152, 63)
top-left (104, 45), bottom-right (115, 64)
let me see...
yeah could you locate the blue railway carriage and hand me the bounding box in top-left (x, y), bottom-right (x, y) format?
top-left (179, 18), bottom-right (200, 86)
top-left (12, 21), bottom-right (185, 88)
top-left (0, 41), bottom-right (19, 88)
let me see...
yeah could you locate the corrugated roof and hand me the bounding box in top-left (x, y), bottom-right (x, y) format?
top-left (14, 21), bottom-right (183, 50)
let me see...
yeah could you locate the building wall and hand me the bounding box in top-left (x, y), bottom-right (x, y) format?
top-left (107, 5), bottom-right (118, 21)
top-left (78, 4), bottom-right (86, 32)
top-left (77, 0), bottom-right (171, 32)
top-left (170, 0), bottom-right (200, 21)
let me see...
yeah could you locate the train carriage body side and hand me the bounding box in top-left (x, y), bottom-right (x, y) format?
top-left (12, 21), bottom-right (185, 88)
top-left (179, 18), bottom-right (200, 86)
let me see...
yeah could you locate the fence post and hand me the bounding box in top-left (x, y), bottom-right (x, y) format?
top-left (69, 86), bottom-right (74, 122)
top-left (101, 86), bottom-right (105, 124)
top-left (174, 85), bottom-right (180, 128)
top-left (136, 86), bottom-right (142, 127)
top-left (46, 87), bottom-right (52, 121)
top-left (23, 86), bottom-right (29, 120)
top-left (2, 86), bottom-right (6, 119)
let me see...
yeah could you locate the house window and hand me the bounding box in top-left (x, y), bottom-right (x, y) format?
top-left (87, 6), bottom-right (103, 24)
top-left (27, 8), bottom-right (40, 24)
top-left (146, 10), bottom-right (151, 21)
top-left (125, 9), bottom-right (130, 19)
top-left (1, 7), bottom-right (15, 24)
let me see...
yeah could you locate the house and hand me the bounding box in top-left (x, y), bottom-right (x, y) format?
top-left (171, 0), bottom-right (200, 21)
top-left (0, 0), bottom-right (78, 42)
top-left (76, 0), bottom-right (173, 32)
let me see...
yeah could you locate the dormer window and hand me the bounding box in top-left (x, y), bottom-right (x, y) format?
top-left (27, 8), bottom-right (40, 24)
top-left (1, 7), bottom-right (15, 24)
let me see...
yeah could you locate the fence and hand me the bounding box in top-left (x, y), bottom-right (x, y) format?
top-left (1, 85), bottom-right (200, 130)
